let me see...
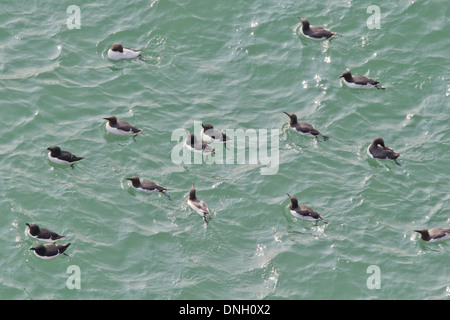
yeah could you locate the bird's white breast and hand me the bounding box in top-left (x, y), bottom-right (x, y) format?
top-left (106, 122), bottom-right (135, 136)
top-left (107, 48), bottom-right (141, 60)
top-left (48, 153), bottom-right (70, 165)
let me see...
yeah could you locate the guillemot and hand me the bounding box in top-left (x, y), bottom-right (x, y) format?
top-left (284, 112), bottom-right (329, 141)
top-left (103, 116), bottom-right (142, 141)
top-left (30, 243), bottom-right (71, 260)
top-left (340, 70), bottom-right (385, 90)
top-left (367, 137), bottom-right (401, 166)
top-left (126, 176), bottom-right (171, 199)
top-left (287, 193), bottom-right (327, 226)
top-left (47, 146), bottom-right (84, 168)
top-left (298, 17), bottom-right (336, 40)
top-left (187, 184), bottom-right (211, 225)
top-left (26, 223), bottom-right (66, 242)
top-left (107, 43), bottom-right (143, 61)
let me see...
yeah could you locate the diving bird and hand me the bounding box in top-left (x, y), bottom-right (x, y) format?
top-left (187, 184), bottom-right (211, 225)
top-left (107, 43), bottom-right (143, 60)
top-left (26, 223), bottom-right (66, 242)
top-left (298, 17), bottom-right (336, 40)
top-left (367, 137), bottom-right (401, 166)
top-left (340, 70), bottom-right (385, 90)
top-left (126, 176), bottom-right (171, 199)
top-left (103, 116), bottom-right (142, 140)
top-left (287, 193), bottom-right (327, 226)
top-left (30, 243), bottom-right (71, 260)
top-left (414, 228), bottom-right (450, 242)
top-left (47, 146), bottom-right (84, 168)
top-left (284, 112), bottom-right (329, 141)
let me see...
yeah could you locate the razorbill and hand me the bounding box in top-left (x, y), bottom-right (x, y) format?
top-left (298, 17), bottom-right (336, 40)
top-left (367, 137), bottom-right (401, 166)
top-left (284, 112), bottom-right (329, 141)
top-left (107, 43), bottom-right (143, 61)
top-left (414, 228), bottom-right (450, 242)
top-left (30, 243), bottom-right (71, 260)
top-left (187, 184), bottom-right (211, 224)
top-left (340, 70), bottom-right (385, 90)
top-left (103, 116), bottom-right (142, 140)
top-left (47, 146), bottom-right (84, 168)
top-left (287, 193), bottom-right (327, 226)
top-left (26, 223), bottom-right (66, 242)
top-left (126, 176), bottom-right (171, 199)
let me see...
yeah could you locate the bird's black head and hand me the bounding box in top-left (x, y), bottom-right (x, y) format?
top-left (372, 137), bottom-right (385, 148)
top-left (111, 43), bottom-right (123, 53)
top-left (202, 124), bottom-right (213, 131)
top-left (26, 223), bottom-right (40, 236)
top-left (189, 184), bottom-right (197, 200)
top-left (298, 17), bottom-right (310, 30)
top-left (103, 116), bottom-right (118, 124)
top-left (340, 70), bottom-right (352, 81)
top-left (30, 244), bottom-right (46, 255)
top-left (47, 146), bottom-right (61, 156)
top-left (126, 176), bottom-right (141, 187)
top-left (414, 229), bottom-right (430, 241)
top-left (283, 112), bottom-right (298, 124)
top-left (287, 193), bottom-right (299, 208)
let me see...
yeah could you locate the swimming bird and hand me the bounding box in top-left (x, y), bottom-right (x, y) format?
top-left (415, 228), bottom-right (450, 242)
top-left (367, 137), bottom-right (401, 166)
top-left (340, 70), bottom-right (385, 90)
top-left (26, 223), bottom-right (66, 242)
top-left (200, 124), bottom-right (232, 144)
top-left (298, 17), bottom-right (336, 40)
top-left (107, 43), bottom-right (143, 61)
top-left (287, 193), bottom-right (327, 226)
top-left (47, 146), bottom-right (84, 168)
top-left (187, 184), bottom-right (210, 224)
top-left (30, 243), bottom-right (71, 260)
top-left (185, 130), bottom-right (215, 155)
top-left (126, 176), bottom-right (171, 199)
top-left (103, 116), bottom-right (142, 141)
top-left (284, 112), bottom-right (329, 141)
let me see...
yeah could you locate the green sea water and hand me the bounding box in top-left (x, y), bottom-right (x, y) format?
top-left (0, 0), bottom-right (449, 300)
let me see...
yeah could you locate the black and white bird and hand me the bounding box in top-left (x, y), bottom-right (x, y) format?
top-left (185, 130), bottom-right (215, 155)
top-left (298, 17), bottom-right (336, 41)
top-left (367, 137), bottom-right (401, 166)
top-left (47, 146), bottom-right (84, 168)
top-left (187, 184), bottom-right (211, 224)
top-left (103, 116), bottom-right (142, 141)
top-left (107, 43), bottom-right (143, 60)
top-left (415, 228), bottom-right (450, 242)
top-left (284, 112), bottom-right (329, 141)
top-left (340, 70), bottom-right (385, 90)
top-left (287, 194), bottom-right (327, 226)
top-left (30, 243), bottom-right (71, 260)
top-left (26, 223), bottom-right (66, 242)
top-left (126, 176), bottom-right (171, 199)
top-left (200, 124), bottom-right (232, 144)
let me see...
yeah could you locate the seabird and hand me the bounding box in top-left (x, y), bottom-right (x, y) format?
top-left (287, 193), bottom-right (327, 226)
top-left (103, 116), bottom-right (142, 141)
top-left (187, 184), bottom-right (211, 224)
top-left (298, 17), bottom-right (336, 41)
top-left (200, 124), bottom-right (232, 144)
top-left (26, 223), bottom-right (66, 242)
top-left (107, 43), bottom-right (143, 61)
top-left (340, 70), bottom-right (385, 90)
top-left (30, 243), bottom-right (71, 260)
top-left (367, 137), bottom-right (401, 166)
top-left (284, 112), bottom-right (329, 141)
top-left (415, 228), bottom-right (450, 242)
top-left (126, 176), bottom-right (171, 199)
top-left (47, 146), bottom-right (84, 168)
top-left (184, 130), bottom-right (215, 154)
